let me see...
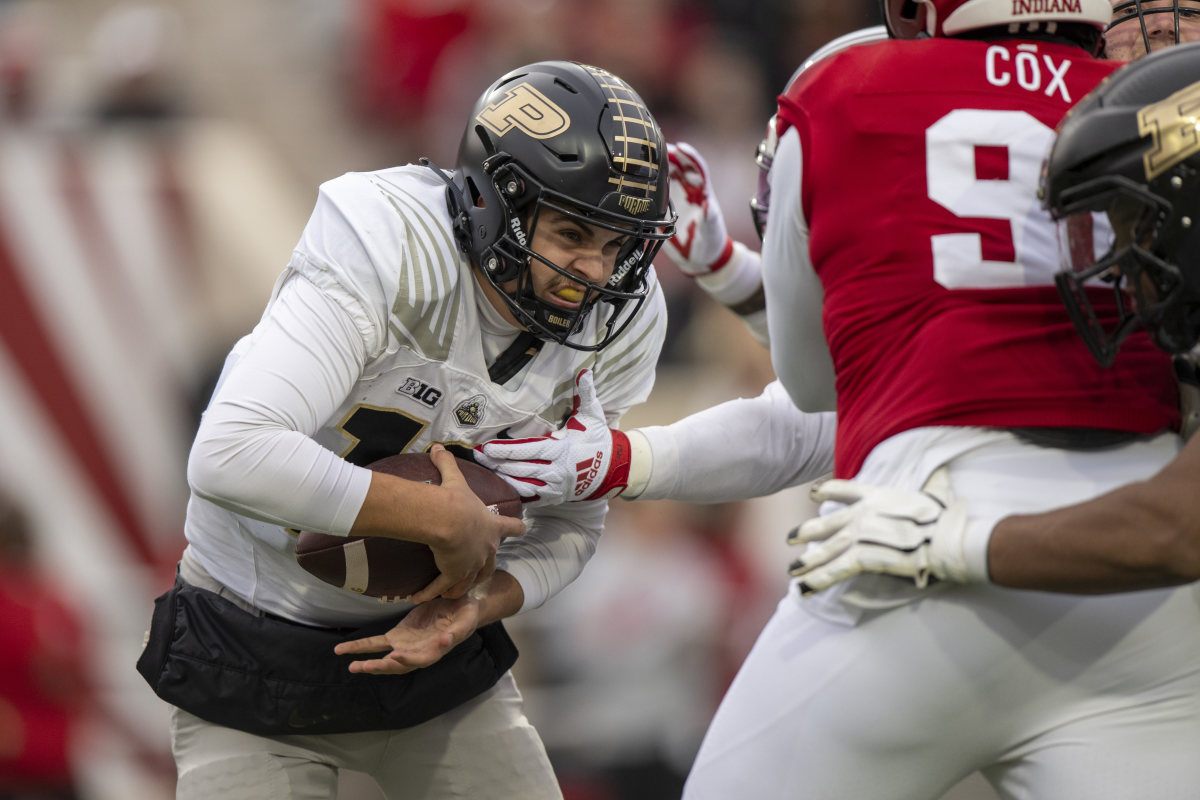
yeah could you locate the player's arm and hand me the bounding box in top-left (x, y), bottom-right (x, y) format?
top-left (761, 128), bottom-right (836, 412)
top-left (986, 435), bottom-right (1200, 592)
top-left (187, 273), bottom-right (523, 596)
top-left (334, 567), bottom-right (528, 675)
top-left (664, 142), bottom-right (768, 345)
top-left (632, 380), bottom-right (834, 501)
top-left (334, 499), bottom-right (604, 675)
top-left (476, 378), bottom-right (835, 506)
top-left (788, 437), bottom-right (1200, 595)
top-left (335, 300), bottom-right (669, 676)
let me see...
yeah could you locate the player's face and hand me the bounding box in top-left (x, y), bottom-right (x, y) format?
top-left (1106, 1), bottom-right (1200, 60)
top-left (482, 209), bottom-right (632, 330)
top-left (522, 210), bottom-right (629, 310)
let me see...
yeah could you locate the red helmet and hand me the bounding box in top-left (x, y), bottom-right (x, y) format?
top-left (884, 0), bottom-right (1111, 39)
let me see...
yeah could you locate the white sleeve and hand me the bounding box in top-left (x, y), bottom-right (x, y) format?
top-left (628, 380), bottom-right (835, 502)
top-left (696, 242), bottom-right (769, 346)
top-left (495, 499), bottom-right (607, 613)
top-left (186, 271), bottom-right (373, 534)
top-left (761, 128), bottom-right (837, 412)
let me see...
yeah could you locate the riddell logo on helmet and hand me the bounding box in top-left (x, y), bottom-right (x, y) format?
top-left (608, 251), bottom-right (639, 287)
top-left (1011, 0), bottom-right (1083, 13)
top-left (509, 216), bottom-right (527, 246)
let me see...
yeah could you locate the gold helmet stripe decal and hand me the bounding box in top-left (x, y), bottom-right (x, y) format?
top-left (1138, 80), bottom-right (1200, 180)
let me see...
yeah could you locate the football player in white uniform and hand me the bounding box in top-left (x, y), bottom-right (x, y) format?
top-left (473, 29), bottom-right (889, 509)
top-left (136, 61), bottom-right (674, 800)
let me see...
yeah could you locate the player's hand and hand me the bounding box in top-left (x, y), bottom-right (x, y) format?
top-left (664, 141), bottom-right (733, 276)
top-left (787, 467), bottom-right (973, 594)
top-left (418, 444), bottom-right (524, 603)
top-left (474, 369), bottom-right (629, 508)
top-left (334, 592), bottom-right (482, 675)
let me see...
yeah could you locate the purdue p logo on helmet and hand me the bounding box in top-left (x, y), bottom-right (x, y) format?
top-left (474, 84), bottom-right (570, 140)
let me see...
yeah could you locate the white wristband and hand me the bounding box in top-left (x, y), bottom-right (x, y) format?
top-left (696, 242), bottom-right (762, 307)
top-left (958, 516), bottom-right (998, 583)
top-left (622, 429), bottom-right (655, 499)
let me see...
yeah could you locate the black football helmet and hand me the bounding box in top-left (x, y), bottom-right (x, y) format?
top-left (1041, 42), bottom-right (1200, 366)
top-left (445, 60), bottom-right (674, 351)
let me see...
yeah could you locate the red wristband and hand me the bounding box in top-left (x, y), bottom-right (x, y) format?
top-left (708, 237), bottom-right (736, 272)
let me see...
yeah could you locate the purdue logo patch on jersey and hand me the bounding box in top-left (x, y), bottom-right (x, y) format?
top-left (454, 395), bottom-right (487, 427)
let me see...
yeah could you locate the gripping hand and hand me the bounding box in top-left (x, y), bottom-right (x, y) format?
top-left (787, 467), bottom-right (978, 594)
top-left (474, 369), bottom-right (630, 508)
top-left (664, 141), bottom-right (733, 276)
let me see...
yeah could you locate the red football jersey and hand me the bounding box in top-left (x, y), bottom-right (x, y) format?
top-left (777, 37), bottom-right (1180, 477)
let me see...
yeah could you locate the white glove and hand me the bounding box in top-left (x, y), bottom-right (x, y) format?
top-left (474, 369), bottom-right (630, 508)
top-left (664, 141), bottom-right (733, 275)
top-left (787, 467), bottom-right (985, 594)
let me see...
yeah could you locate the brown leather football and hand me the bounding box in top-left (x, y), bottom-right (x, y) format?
top-left (295, 452), bottom-right (521, 601)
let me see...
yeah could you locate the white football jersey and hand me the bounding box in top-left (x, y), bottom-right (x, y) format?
top-left (184, 164), bottom-right (666, 627)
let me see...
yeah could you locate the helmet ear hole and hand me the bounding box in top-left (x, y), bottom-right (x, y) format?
top-left (463, 175), bottom-right (485, 210)
top-left (883, 0), bottom-right (928, 38)
top-left (472, 124), bottom-right (498, 158)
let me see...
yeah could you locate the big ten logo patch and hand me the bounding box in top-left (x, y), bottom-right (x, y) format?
top-left (397, 378), bottom-right (443, 408)
top-left (476, 83), bottom-right (570, 140)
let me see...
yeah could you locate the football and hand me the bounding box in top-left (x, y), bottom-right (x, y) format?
top-left (295, 452), bottom-right (522, 601)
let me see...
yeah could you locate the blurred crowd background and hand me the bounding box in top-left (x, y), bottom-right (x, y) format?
top-left (0, 2), bottom-right (996, 799)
